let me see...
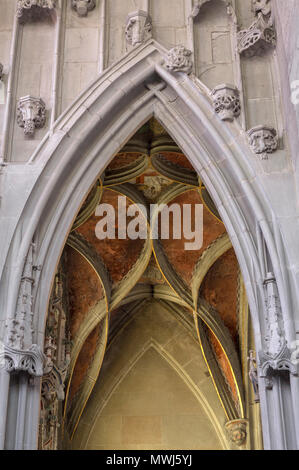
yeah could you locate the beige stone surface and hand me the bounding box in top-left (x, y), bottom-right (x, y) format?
top-left (74, 301), bottom-right (227, 450)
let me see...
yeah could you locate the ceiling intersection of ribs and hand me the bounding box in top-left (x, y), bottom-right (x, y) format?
top-left (42, 119), bottom-right (247, 442)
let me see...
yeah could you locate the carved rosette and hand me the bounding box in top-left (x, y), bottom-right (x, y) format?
top-left (125, 10), bottom-right (152, 47)
top-left (17, 0), bottom-right (56, 23)
top-left (71, 0), bottom-right (96, 17)
top-left (225, 419), bottom-right (248, 448)
top-left (211, 84), bottom-right (241, 122)
top-left (238, 0), bottom-right (276, 57)
top-left (247, 126), bottom-right (278, 159)
top-left (164, 46), bottom-right (193, 75)
top-left (17, 96), bottom-right (46, 137)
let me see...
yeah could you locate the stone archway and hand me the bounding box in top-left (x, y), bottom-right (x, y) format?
top-left (0, 39), bottom-right (298, 450)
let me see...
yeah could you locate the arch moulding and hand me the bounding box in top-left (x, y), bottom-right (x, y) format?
top-left (0, 39), bottom-right (298, 450)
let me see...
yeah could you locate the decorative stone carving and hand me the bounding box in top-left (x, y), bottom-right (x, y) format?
top-left (17, 96), bottom-right (46, 137)
top-left (164, 45), bottom-right (193, 75)
top-left (211, 84), bottom-right (241, 121)
top-left (252, 0), bottom-right (271, 16)
top-left (17, 0), bottom-right (56, 23)
top-left (125, 10), bottom-right (152, 47)
top-left (225, 419), bottom-right (248, 447)
top-left (39, 269), bottom-right (71, 450)
top-left (238, 0), bottom-right (276, 57)
top-left (248, 350), bottom-right (260, 402)
top-left (71, 0), bottom-right (96, 17)
top-left (259, 273), bottom-right (299, 389)
top-left (0, 344), bottom-right (44, 376)
top-left (0, 244), bottom-right (45, 376)
top-left (259, 343), bottom-right (299, 390)
top-left (264, 272), bottom-right (285, 357)
top-left (247, 125), bottom-right (278, 159)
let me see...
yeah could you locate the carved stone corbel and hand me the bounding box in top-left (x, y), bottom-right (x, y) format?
top-left (211, 84), bottom-right (241, 121)
top-left (225, 419), bottom-right (248, 448)
top-left (17, 96), bottom-right (46, 136)
top-left (164, 45), bottom-right (193, 75)
top-left (125, 10), bottom-right (152, 47)
top-left (247, 125), bottom-right (278, 159)
top-left (237, 0), bottom-right (276, 57)
top-left (259, 343), bottom-right (299, 390)
top-left (16, 0), bottom-right (56, 23)
top-left (71, 0), bottom-right (96, 17)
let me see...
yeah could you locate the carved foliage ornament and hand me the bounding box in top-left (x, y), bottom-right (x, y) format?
top-left (71, 0), bottom-right (96, 17)
top-left (238, 0), bottom-right (276, 57)
top-left (164, 46), bottom-right (193, 75)
top-left (211, 84), bottom-right (241, 121)
top-left (247, 126), bottom-right (278, 159)
top-left (17, 96), bottom-right (46, 136)
top-left (125, 10), bottom-right (152, 47)
top-left (17, 0), bottom-right (56, 22)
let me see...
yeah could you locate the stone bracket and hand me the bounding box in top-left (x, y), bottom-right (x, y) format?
top-left (17, 96), bottom-right (46, 137)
